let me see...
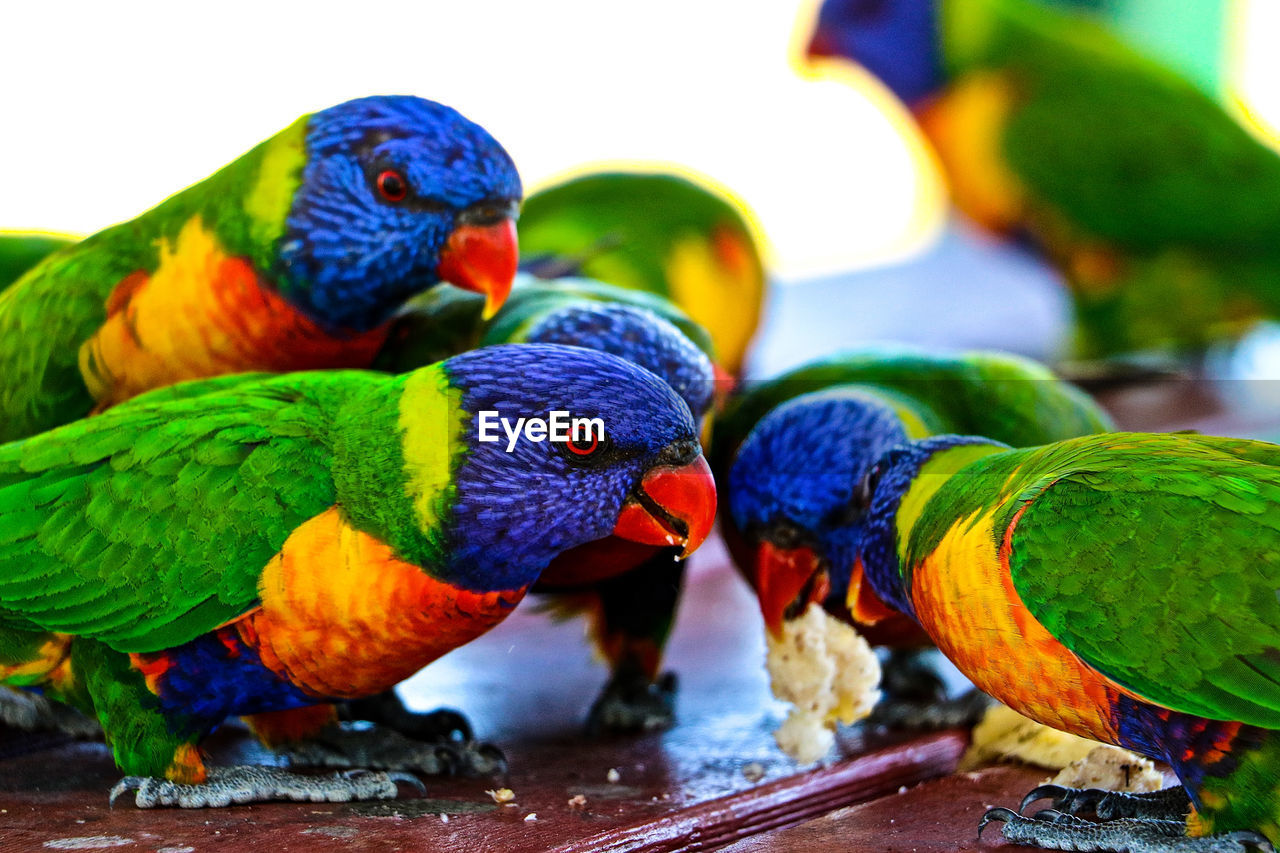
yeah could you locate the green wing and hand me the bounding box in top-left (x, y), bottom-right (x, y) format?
top-left (0, 373), bottom-right (342, 654)
top-left (0, 226), bottom-right (157, 442)
top-left (713, 346), bottom-right (1111, 477)
top-left (1005, 433), bottom-right (1280, 726)
top-left (948, 0), bottom-right (1280, 254)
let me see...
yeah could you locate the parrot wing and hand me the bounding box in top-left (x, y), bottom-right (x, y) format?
top-left (1005, 433), bottom-right (1280, 728)
top-left (0, 374), bottom-right (339, 654)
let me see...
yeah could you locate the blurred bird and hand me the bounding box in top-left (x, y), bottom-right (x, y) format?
top-left (0, 345), bottom-right (716, 807)
top-left (805, 0), bottom-right (1280, 361)
top-left (716, 346), bottom-right (1111, 723)
top-left (856, 430), bottom-right (1280, 851)
top-left (0, 94), bottom-right (522, 443)
top-left (518, 169), bottom-right (767, 376)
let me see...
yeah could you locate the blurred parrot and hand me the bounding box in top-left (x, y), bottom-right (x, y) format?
top-left (0, 94), bottom-right (522, 444)
top-left (716, 346), bottom-right (1111, 723)
top-left (0, 344), bottom-right (717, 807)
top-left (851, 430), bottom-right (1280, 851)
top-left (804, 0), bottom-right (1280, 361)
top-left (373, 276), bottom-right (720, 733)
top-left (517, 169), bottom-right (767, 376)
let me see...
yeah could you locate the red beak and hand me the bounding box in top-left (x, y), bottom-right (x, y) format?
top-left (436, 218), bottom-right (518, 320)
top-left (806, 28), bottom-right (839, 61)
top-left (613, 455), bottom-right (717, 560)
top-left (756, 541), bottom-right (829, 638)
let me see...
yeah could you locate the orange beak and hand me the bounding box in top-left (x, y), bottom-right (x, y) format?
top-left (436, 218), bottom-right (518, 320)
top-left (756, 541), bottom-right (829, 638)
top-left (613, 455), bottom-right (717, 560)
top-left (847, 554), bottom-right (899, 627)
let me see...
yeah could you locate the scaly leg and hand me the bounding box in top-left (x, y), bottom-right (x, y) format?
top-left (980, 807), bottom-right (1272, 853)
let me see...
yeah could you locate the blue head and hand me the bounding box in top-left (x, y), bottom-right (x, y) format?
top-left (442, 344), bottom-right (716, 592)
top-left (523, 303), bottom-right (716, 420)
top-left (807, 0), bottom-right (945, 106)
top-left (858, 434), bottom-right (1005, 616)
top-left (727, 389), bottom-right (908, 634)
top-left (278, 95), bottom-right (523, 332)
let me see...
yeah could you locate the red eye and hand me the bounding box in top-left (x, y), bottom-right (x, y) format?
top-left (376, 169), bottom-right (408, 202)
top-left (566, 432), bottom-right (600, 456)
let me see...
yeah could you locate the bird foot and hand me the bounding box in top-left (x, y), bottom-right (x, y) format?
top-left (339, 691), bottom-right (472, 743)
top-left (869, 686), bottom-right (993, 731)
top-left (0, 686), bottom-right (100, 738)
top-left (1022, 784), bottom-right (1193, 822)
top-left (278, 722), bottom-right (506, 778)
top-left (979, 807), bottom-right (1274, 852)
top-left (586, 670), bottom-right (677, 735)
top-left (109, 765), bottom-right (422, 808)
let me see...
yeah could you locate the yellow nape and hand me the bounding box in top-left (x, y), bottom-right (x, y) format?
top-left (244, 116), bottom-right (308, 247)
top-left (398, 366), bottom-right (467, 534)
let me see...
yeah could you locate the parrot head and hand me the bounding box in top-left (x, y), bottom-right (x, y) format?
top-left (439, 344), bottom-right (717, 592)
top-left (856, 434), bottom-right (1005, 617)
top-left (806, 0), bottom-right (945, 107)
top-left (522, 303), bottom-right (716, 421)
top-left (728, 389), bottom-right (910, 638)
top-left (279, 95), bottom-right (522, 332)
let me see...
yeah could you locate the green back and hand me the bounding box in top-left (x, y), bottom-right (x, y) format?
top-left (916, 433), bottom-right (1280, 728)
top-left (0, 234), bottom-right (76, 290)
top-left (941, 0), bottom-right (1280, 254)
top-left (0, 119), bottom-right (307, 443)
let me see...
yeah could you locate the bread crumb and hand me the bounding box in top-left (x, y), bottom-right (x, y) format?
top-left (765, 603), bottom-right (881, 763)
top-left (439, 814), bottom-right (449, 823)
top-left (606, 768), bottom-right (621, 783)
top-left (1049, 745), bottom-right (1164, 793)
top-left (486, 788), bottom-right (516, 804)
top-left (567, 794), bottom-right (587, 808)
top-left (742, 762), bottom-right (766, 782)
top-left (524, 813), bottom-right (538, 822)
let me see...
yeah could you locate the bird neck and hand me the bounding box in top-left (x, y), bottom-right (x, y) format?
top-left (330, 367), bottom-right (466, 582)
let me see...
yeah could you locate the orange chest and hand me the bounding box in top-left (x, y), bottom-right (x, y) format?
top-left (235, 507), bottom-right (526, 700)
top-left (909, 508), bottom-right (1120, 745)
top-left (78, 218), bottom-right (389, 408)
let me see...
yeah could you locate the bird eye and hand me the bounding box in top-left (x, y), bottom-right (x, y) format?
top-left (376, 169), bottom-right (408, 203)
top-left (566, 433), bottom-right (599, 456)
top-left (560, 424), bottom-right (610, 464)
top-left (854, 463), bottom-right (883, 509)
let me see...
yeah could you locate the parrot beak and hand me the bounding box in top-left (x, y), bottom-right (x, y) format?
top-left (613, 454), bottom-right (716, 560)
top-left (756, 541), bottom-right (830, 638)
top-left (436, 210), bottom-right (519, 320)
top-left (847, 553), bottom-right (899, 627)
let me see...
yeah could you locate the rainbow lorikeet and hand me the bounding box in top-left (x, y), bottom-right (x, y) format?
top-left (0, 344), bottom-right (716, 808)
top-left (372, 275), bottom-right (719, 733)
top-left (805, 0), bottom-right (1280, 360)
top-left (0, 94), bottom-right (521, 444)
top-left (517, 170), bottom-right (767, 376)
top-left (846, 430), bottom-right (1280, 851)
top-left (716, 347), bottom-right (1111, 723)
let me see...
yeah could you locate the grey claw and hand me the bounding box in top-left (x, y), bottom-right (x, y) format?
top-left (1021, 783), bottom-right (1070, 813)
top-left (386, 771), bottom-right (427, 793)
top-left (978, 806), bottom-right (1019, 839)
top-left (108, 777), bottom-right (142, 808)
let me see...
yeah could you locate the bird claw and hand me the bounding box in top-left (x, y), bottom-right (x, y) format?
top-left (108, 765), bottom-right (409, 808)
top-left (1021, 784), bottom-right (1192, 822)
top-left (339, 692), bottom-right (473, 743)
top-left (586, 669), bottom-right (678, 736)
top-left (280, 723), bottom-right (506, 778)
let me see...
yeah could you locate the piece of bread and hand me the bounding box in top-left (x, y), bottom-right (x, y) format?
top-left (765, 603), bottom-right (882, 763)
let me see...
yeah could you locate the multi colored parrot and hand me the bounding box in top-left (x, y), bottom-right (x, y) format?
top-left (847, 430), bottom-right (1280, 851)
top-left (0, 94), bottom-right (522, 444)
top-left (0, 344), bottom-right (717, 807)
top-left (716, 346), bottom-right (1111, 722)
top-left (804, 0), bottom-right (1280, 360)
top-left (372, 275), bottom-right (719, 733)
top-left (517, 169), bottom-right (767, 376)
